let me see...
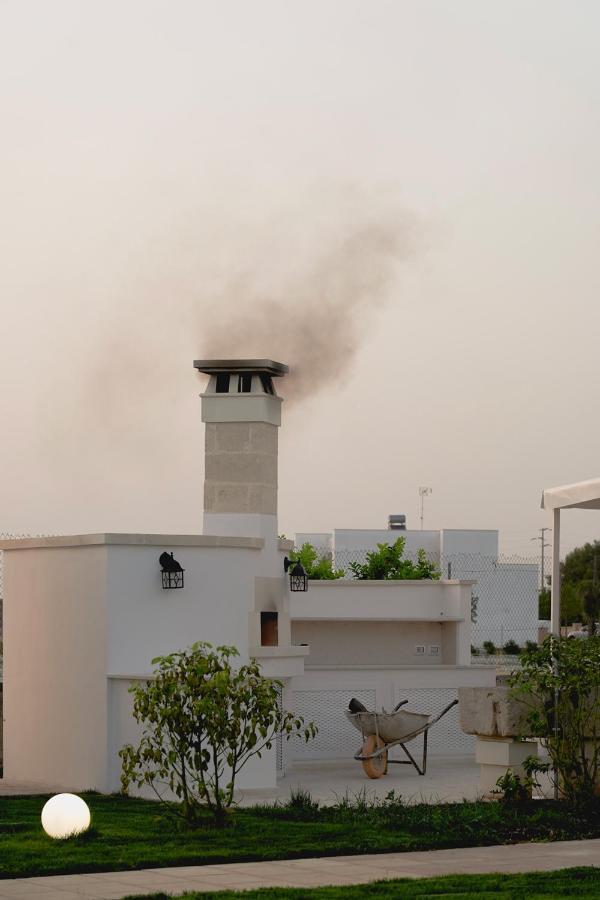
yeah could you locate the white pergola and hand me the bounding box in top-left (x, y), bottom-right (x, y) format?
top-left (541, 477), bottom-right (600, 636)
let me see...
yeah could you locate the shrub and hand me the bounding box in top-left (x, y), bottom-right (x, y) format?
top-left (120, 642), bottom-right (317, 825)
top-left (483, 640), bottom-right (496, 656)
top-left (510, 635), bottom-right (600, 804)
top-left (349, 538), bottom-right (440, 581)
top-left (471, 645), bottom-right (480, 656)
top-left (525, 640), bottom-right (538, 653)
top-left (289, 543), bottom-right (344, 580)
top-left (503, 639), bottom-right (521, 656)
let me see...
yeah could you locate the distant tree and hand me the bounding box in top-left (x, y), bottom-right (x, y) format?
top-left (562, 541), bottom-right (600, 591)
top-left (540, 579), bottom-right (584, 625)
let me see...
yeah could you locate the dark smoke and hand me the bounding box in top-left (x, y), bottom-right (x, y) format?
top-left (199, 205), bottom-right (416, 403)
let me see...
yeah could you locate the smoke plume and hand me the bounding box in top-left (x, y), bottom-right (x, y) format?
top-left (198, 191), bottom-right (416, 403)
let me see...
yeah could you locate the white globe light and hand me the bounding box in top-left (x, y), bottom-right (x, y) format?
top-left (41, 793), bottom-right (91, 839)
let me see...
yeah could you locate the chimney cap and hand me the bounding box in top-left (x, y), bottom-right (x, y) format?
top-left (193, 359), bottom-right (288, 377)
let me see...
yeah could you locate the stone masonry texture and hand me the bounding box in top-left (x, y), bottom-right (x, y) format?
top-left (204, 422), bottom-right (278, 515)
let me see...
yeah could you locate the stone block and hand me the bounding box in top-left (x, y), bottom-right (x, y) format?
top-left (475, 736), bottom-right (538, 798)
top-left (249, 423), bottom-right (278, 454)
top-left (210, 483), bottom-right (250, 513)
top-left (214, 423), bottom-right (251, 453)
top-left (459, 686), bottom-right (530, 737)
top-left (205, 453), bottom-right (277, 486)
top-left (205, 424), bottom-right (218, 453)
top-left (247, 484), bottom-right (277, 515)
top-left (475, 736), bottom-right (533, 767)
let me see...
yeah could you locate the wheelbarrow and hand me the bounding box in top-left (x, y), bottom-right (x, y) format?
top-left (345, 698), bottom-right (459, 779)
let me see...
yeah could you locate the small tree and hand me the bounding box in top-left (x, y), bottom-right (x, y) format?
top-left (509, 636), bottom-right (600, 803)
top-left (483, 640), bottom-right (496, 656)
top-left (349, 538), bottom-right (440, 581)
top-left (120, 643), bottom-right (317, 825)
top-left (289, 543), bottom-right (344, 580)
top-left (503, 639), bottom-right (521, 656)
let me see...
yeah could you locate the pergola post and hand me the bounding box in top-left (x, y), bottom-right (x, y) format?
top-left (551, 507), bottom-right (561, 637)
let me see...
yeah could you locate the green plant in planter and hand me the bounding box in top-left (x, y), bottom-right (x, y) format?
top-left (120, 642), bottom-right (317, 826)
top-left (509, 636), bottom-right (600, 804)
top-left (349, 538), bottom-right (440, 581)
top-left (289, 543), bottom-right (345, 580)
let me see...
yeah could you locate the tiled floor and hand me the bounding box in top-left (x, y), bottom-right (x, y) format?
top-left (0, 839), bottom-right (598, 899)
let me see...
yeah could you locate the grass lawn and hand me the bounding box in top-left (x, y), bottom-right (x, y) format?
top-left (121, 868), bottom-right (600, 899)
top-left (1, 792), bottom-right (600, 880)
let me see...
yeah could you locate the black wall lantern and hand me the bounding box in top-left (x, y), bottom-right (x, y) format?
top-left (284, 556), bottom-right (308, 592)
top-left (159, 551), bottom-right (185, 589)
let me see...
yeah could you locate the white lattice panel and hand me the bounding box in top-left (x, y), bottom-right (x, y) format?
top-left (392, 687), bottom-right (475, 755)
top-left (290, 686), bottom-right (474, 759)
top-left (290, 688), bottom-right (376, 757)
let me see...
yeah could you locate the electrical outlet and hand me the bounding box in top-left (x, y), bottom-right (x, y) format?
top-left (428, 645), bottom-right (440, 656)
top-left (415, 645), bottom-right (425, 655)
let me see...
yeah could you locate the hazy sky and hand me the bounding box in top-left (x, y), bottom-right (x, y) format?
top-left (1, 0), bottom-right (600, 557)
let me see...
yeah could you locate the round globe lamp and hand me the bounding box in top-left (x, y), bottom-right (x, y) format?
top-left (41, 793), bottom-right (91, 839)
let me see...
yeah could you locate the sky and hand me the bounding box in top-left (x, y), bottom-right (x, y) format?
top-left (1, 0), bottom-right (600, 558)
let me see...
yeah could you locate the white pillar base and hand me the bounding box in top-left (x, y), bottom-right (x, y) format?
top-left (475, 736), bottom-right (537, 798)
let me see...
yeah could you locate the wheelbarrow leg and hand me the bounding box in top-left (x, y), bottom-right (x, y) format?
top-left (398, 730), bottom-right (427, 776)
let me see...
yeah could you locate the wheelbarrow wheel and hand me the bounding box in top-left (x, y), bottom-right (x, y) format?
top-left (361, 734), bottom-right (388, 779)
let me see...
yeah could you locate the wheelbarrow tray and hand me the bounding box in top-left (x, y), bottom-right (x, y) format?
top-left (345, 709), bottom-right (430, 744)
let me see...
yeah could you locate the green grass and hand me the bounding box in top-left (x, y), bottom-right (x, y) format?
top-left (2, 792), bottom-right (600, 880)
top-left (124, 869), bottom-right (600, 899)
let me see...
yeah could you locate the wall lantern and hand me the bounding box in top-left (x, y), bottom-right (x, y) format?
top-left (284, 556), bottom-right (308, 592)
top-left (159, 551), bottom-right (185, 589)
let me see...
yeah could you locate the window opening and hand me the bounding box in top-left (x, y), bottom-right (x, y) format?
top-left (260, 374), bottom-right (275, 395)
top-left (215, 373), bottom-right (230, 393)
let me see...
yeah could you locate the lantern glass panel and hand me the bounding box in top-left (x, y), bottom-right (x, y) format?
top-left (290, 571), bottom-right (307, 592)
top-left (162, 570), bottom-right (184, 589)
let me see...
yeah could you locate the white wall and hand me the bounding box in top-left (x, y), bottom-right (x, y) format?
top-left (3, 546), bottom-right (109, 790)
top-left (441, 529), bottom-right (499, 558)
top-left (1, 533), bottom-right (285, 793)
top-left (106, 543), bottom-right (261, 676)
top-left (292, 621), bottom-right (445, 666)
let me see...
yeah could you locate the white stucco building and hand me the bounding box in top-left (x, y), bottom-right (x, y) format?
top-left (0, 359), bottom-right (493, 793)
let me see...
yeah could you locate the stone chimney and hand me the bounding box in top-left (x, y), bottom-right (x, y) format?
top-left (193, 359), bottom-right (288, 541)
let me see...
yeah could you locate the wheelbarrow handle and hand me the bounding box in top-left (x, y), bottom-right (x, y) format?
top-left (393, 699), bottom-right (409, 711)
top-left (427, 698), bottom-right (459, 728)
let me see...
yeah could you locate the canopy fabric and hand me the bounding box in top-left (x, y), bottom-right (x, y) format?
top-left (541, 478), bottom-right (600, 512)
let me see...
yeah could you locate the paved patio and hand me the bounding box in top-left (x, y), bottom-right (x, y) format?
top-left (0, 754), bottom-right (483, 804)
top-left (0, 838), bottom-right (597, 898)
top-left (236, 755), bottom-right (483, 806)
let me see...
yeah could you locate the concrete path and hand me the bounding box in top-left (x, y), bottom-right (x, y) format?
top-left (0, 838), bottom-right (598, 899)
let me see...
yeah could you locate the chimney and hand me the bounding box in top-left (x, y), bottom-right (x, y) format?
top-left (193, 359), bottom-right (288, 541)
top-left (388, 514), bottom-right (407, 530)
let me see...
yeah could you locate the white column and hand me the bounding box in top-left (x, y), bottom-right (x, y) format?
top-left (551, 508), bottom-right (561, 636)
